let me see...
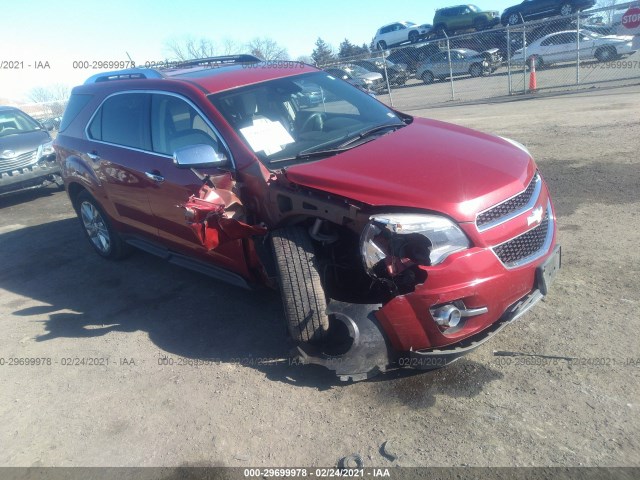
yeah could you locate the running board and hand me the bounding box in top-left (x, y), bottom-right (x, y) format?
top-left (125, 237), bottom-right (251, 290)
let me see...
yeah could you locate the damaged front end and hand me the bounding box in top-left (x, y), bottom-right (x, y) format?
top-left (290, 209), bottom-right (559, 381)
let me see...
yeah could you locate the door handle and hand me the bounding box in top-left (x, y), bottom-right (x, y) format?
top-left (145, 171), bottom-right (165, 183)
top-left (145, 172), bottom-right (165, 183)
top-left (87, 152), bottom-right (100, 161)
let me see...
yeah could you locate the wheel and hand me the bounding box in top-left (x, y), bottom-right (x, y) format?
top-left (507, 12), bottom-right (521, 25)
top-left (595, 46), bottom-right (616, 62)
top-left (271, 226), bottom-right (329, 344)
top-left (528, 56), bottom-right (544, 69)
top-left (560, 3), bottom-right (573, 16)
top-left (76, 191), bottom-right (130, 259)
top-left (408, 31), bottom-right (419, 43)
top-left (300, 112), bottom-right (324, 132)
top-left (469, 63), bottom-right (484, 77)
top-left (434, 24), bottom-right (447, 37)
top-left (377, 41), bottom-right (387, 51)
top-left (421, 71), bottom-right (435, 84)
top-left (473, 17), bottom-right (488, 31)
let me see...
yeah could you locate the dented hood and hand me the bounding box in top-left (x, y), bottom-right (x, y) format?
top-left (284, 117), bottom-right (536, 223)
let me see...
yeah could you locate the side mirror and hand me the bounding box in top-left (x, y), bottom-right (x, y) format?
top-left (173, 144), bottom-right (229, 169)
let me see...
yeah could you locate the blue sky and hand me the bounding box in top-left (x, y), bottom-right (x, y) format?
top-left (2, 0), bottom-right (518, 102)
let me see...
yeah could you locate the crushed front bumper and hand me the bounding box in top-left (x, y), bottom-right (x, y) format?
top-left (0, 158), bottom-right (61, 194)
top-left (294, 245), bottom-right (561, 381)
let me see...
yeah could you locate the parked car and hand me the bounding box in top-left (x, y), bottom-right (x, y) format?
top-left (373, 21), bottom-right (433, 50)
top-left (350, 58), bottom-right (409, 85)
top-left (416, 48), bottom-right (501, 83)
top-left (0, 106), bottom-right (60, 195)
top-left (54, 55), bottom-right (560, 381)
top-left (433, 5), bottom-right (500, 35)
top-left (512, 29), bottom-right (635, 67)
top-left (40, 116), bottom-right (62, 131)
top-left (448, 32), bottom-right (513, 60)
top-left (386, 44), bottom-right (442, 73)
top-left (324, 65), bottom-right (385, 93)
top-left (501, 0), bottom-right (596, 26)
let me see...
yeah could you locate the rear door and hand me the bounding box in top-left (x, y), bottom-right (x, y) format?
top-left (85, 92), bottom-right (158, 237)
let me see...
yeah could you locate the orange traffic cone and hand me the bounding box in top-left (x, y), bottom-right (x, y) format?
top-left (529, 56), bottom-right (537, 92)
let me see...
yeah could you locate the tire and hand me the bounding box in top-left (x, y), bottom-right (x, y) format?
top-left (377, 41), bottom-right (387, 51)
top-left (421, 71), bottom-right (435, 84)
top-left (560, 3), bottom-right (573, 16)
top-left (408, 31), bottom-right (419, 43)
top-left (469, 63), bottom-right (484, 77)
top-left (595, 46), bottom-right (616, 62)
top-left (76, 191), bottom-right (130, 260)
top-left (506, 12), bottom-right (521, 26)
top-left (528, 56), bottom-right (545, 70)
top-left (434, 24), bottom-right (447, 37)
top-left (271, 226), bottom-right (329, 344)
top-left (473, 17), bottom-right (488, 31)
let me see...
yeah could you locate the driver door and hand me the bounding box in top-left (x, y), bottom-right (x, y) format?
top-left (143, 93), bottom-right (250, 274)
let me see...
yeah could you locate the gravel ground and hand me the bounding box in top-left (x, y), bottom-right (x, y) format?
top-left (0, 85), bottom-right (638, 468)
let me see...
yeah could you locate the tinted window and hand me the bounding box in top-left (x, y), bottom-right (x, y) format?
top-left (89, 93), bottom-right (151, 150)
top-left (60, 94), bottom-right (92, 132)
top-left (150, 94), bottom-right (221, 156)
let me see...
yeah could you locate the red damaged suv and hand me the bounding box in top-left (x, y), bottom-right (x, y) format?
top-left (54, 55), bottom-right (560, 381)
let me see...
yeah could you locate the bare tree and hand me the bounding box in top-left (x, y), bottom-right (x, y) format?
top-left (28, 84), bottom-right (70, 117)
top-left (596, 0), bottom-right (621, 24)
top-left (246, 37), bottom-right (289, 61)
top-left (296, 55), bottom-right (314, 65)
top-left (164, 36), bottom-right (217, 61)
top-left (164, 36), bottom-right (288, 62)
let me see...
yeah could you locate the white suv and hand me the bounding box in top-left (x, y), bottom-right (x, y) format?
top-left (373, 21), bottom-right (432, 50)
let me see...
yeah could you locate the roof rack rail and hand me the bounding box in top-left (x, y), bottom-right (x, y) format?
top-left (84, 68), bottom-right (164, 84)
top-left (160, 54), bottom-right (262, 70)
top-left (83, 55), bottom-right (262, 84)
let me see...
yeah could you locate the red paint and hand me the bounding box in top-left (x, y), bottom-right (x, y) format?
top-left (622, 7), bottom-right (640, 29)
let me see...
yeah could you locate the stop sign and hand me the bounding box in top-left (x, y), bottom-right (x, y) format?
top-left (622, 7), bottom-right (640, 29)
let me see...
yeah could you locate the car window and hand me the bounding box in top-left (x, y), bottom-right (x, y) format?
top-left (88, 93), bottom-right (151, 150)
top-left (60, 94), bottom-right (92, 132)
top-left (150, 94), bottom-right (221, 156)
top-left (0, 109), bottom-right (42, 137)
top-left (209, 72), bottom-right (404, 166)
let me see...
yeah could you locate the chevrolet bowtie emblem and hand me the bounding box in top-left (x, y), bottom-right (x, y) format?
top-left (527, 206), bottom-right (544, 226)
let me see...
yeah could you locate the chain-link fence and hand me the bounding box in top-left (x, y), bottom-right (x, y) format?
top-left (321, 2), bottom-right (640, 109)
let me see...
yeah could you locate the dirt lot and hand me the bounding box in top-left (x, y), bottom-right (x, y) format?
top-left (0, 85), bottom-right (639, 468)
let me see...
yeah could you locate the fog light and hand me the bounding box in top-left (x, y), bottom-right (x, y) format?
top-left (431, 304), bottom-right (462, 328)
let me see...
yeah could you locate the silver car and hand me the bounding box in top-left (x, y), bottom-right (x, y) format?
top-left (416, 48), bottom-right (500, 84)
top-left (324, 65), bottom-right (386, 93)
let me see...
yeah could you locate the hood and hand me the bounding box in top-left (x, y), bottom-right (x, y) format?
top-left (358, 72), bottom-right (384, 81)
top-left (0, 130), bottom-right (51, 158)
top-left (284, 118), bottom-right (535, 223)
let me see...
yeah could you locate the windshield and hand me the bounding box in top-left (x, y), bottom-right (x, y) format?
top-left (469, 5), bottom-right (480, 12)
top-left (209, 72), bottom-right (405, 166)
top-left (344, 64), bottom-right (373, 77)
top-left (0, 109), bottom-right (42, 138)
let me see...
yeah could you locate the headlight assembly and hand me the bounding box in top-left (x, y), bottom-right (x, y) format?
top-left (360, 213), bottom-right (470, 274)
top-left (37, 141), bottom-right (55, 159)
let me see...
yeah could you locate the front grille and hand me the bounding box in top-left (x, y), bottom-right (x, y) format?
top-left (493, 210), bottom-right (550, 267)
top-left (0, 150), bottom-right (38, 172)
top-left (476, 173), bottom-right (540, 230)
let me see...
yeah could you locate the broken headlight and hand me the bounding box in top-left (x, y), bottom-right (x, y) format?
top-left (360, 214), bottom-right (470, 274)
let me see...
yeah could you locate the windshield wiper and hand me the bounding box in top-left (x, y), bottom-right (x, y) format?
top-left (337, 123), bottom-right (405, 148)
top-left (269, 146), bottom-right (355, 164)
top-left (270, 122), bottom-right (406, 165)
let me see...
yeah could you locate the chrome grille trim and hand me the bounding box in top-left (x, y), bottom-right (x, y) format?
top-left (0, 150), bottom-right (38, 172)
top-left (476, 173), bottom-right (541, 232)
top-left (492, 200), bottom-right (554, 269)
